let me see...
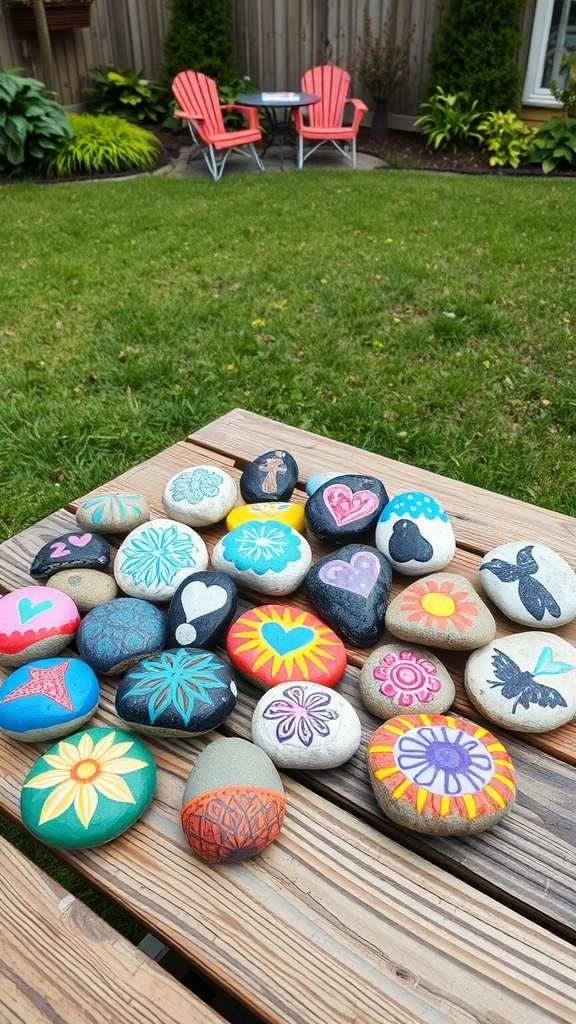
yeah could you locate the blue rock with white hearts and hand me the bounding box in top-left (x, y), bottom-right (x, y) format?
top-left (375, 492), bottom-right (455, 576)
top-left (165, 571), bottom-right (237, 649)
top-left (305, 474), bottom-right (388, 544)
top-left (76, 598), bottom-right (165, 675)
top-left (479, 541), bottom-right (576, 628)
top-left (306, 544), bottom-right (392, 646)
top-left (162, 466), bottom-right (238, 527)
top-left (30, 531), bottom-right (111, 580)
top-left (114, 519), bottom-right (208, 602)
top-left (115, 647), bottom-right (238, 738)
top-left (76, 493), bottom-right (150, 534)
top-left (211, 521), bottom-right (312, 596)
top-left (305, 471), bottom-right (347, 496)
top-left (0, 657), bottom-right (100, 742)
top-left (240, 449), bottom-right (299, 503)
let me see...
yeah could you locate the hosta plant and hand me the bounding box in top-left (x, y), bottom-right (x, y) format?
top-left (85, 65), bottom-right (167, 124)
top-left (478, 110), bottom-right (533, 168)
top-left (414, 87), bottom-right (483, 150)
top-left (0, 69), bottom-right (72, 172)
top-left (41, 114), bottom-right (161, 177)
top-left (527, 115), bottom-right (576, 173)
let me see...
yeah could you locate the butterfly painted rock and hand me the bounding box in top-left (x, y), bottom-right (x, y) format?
top-left (479, 541), bottom-right (576, 628)
top-left (305, 474), bottom-right (388, 543)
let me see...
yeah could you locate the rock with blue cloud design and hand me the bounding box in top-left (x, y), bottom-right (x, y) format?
top-left (376, 491), bottom-right (455, 576)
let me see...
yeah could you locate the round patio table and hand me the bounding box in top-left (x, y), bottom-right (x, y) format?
top-left (236, 92), bottom-right (320, 171)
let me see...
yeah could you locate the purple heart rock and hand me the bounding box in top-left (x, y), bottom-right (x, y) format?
top-left (307, 544), bottom-right (392, 646)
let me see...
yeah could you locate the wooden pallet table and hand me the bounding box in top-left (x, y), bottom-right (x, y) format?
top-left (1, 408), bottom-right (576, 1024)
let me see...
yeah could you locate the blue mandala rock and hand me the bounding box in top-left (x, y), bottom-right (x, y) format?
top-left (114, 519), bottom-right (209, 602)
top-left (76, 598), bottom-right (166, 675)
top-left (212, 520), bottom-right (311, 596)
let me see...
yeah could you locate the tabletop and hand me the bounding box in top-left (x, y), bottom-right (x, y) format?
top-left (236, 91), bottom-right (320, 108)
top-left (1, 407), bottom-right (576, 1024)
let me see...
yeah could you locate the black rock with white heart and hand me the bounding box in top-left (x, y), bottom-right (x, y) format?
top-left (30, 531), bottom-right (111, 580)
top-left (165, 571), bottom-right (238, 649)
top-left (304, 474), bottom-right (388, 544)
top-left (306, 544), bottom-right (392, 646)
top-left (479, 540), bottom-right (576, 628)
top-left (240, 449), bottom-right (299, 502)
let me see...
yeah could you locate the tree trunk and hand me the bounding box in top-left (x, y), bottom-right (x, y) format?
top-left (32, 0), bottom-right (56, 94)
top-left (370, 98), bottom-right (389, 140)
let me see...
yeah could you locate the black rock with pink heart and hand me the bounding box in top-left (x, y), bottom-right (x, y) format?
top-left (304, 474), bottom-right (388, 544)
top-left (30, 531), bottom-right (111, 579)
top-left (306, 543), bottom-right (392, 646)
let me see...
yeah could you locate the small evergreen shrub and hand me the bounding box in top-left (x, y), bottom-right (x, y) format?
top-left (414, 87), bottom-right (483, 149)
top-left (41, 114), bottom-right (161, 177)
top-left (478, 110), bottom-right (533, 167)
top-left (0, 69), bottom-right (72, 172)
top-left (85, 66), bottom-right (167, 124)
top-left (161, 0), bottom-right (237, 90)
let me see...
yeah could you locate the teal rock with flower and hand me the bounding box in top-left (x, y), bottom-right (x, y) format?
top-left (114, 519), bottom-right (208, 601)
top-left (212, 521), bottom-right (312, 596)
top-left (76, 492), bottom-right (150, 534)
top-left (163, 465), bottom-right (238, 527)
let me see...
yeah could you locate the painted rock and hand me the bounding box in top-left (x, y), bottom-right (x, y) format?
top-left (211, 521), bottom-right (311, 596)
top-left (227, 604), bottom-right (347, 690)
top-left (252, 681), bottom-right (361, 769)
top-left (386, 573), bottom-right (496, 651)
top-left (115, 648), bottom-right (237, 737)
top-left (465, 632), bottom-right (576, 733)
top-left (49, 568), bottom-right (118, 613)
top-left (368, 714), bottom-right (516, 835)
top-left (479, 541), bottom-right (576, 628)
top-left (162, 465), bottom-right (238, 527)
top-left (0, 586), bottom-right (80, 669)
top-left (305, 474), bottom-right (388, 544)
top-left (114, 519), bottom-right (208, 602)
top-left (305, 471), bottom-right (347, 496)
top-left (181, 736), bottom-right (285, 862)
top-left (0, 657), bottom-right (99, 742)
top-left (375, 491), bottom-right (456, 576)
top-left (76, 493), bottom-right (150, 534)
top-left (165, 571), bottom-right (237, 649)
top-left (360, 644), bottom-right (455, 719)
top-left (226, 501), bottom-right (306, 535)
top-left (306, 543), bottom-right (392, 646)
top-left (240, 449), bottom-right (299, 503)
top-left (20, 726), bottom-right (156, 850)
top-left (76, 598), bottom-right (165, 675)
top-left (30, 531), bottom-right (110, 580)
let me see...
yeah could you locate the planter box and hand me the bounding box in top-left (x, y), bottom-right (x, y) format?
top-left (9, 2), bottom-right (92, 31)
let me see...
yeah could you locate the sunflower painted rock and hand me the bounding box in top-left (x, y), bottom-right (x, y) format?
top-left (385, 573), bottom-right (496, 651)
top-left (0, 586), bottom-right (80, 669)
top-left (181, 737), bottom-right (285, 863)
top-left (368, 714), bottom-right (515, 835)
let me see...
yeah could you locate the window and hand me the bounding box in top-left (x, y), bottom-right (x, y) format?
top-left (523, 0), bottom-right (576, 106)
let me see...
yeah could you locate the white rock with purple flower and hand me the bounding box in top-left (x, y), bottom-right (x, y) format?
top-left (211, 520), bottom-right (311, 596)
top-left (360, 643), bottom-right (455, 720)
top-left (251, 681), bottom-right (361, 769)
top-left (162, 465), bottom-right (238, 527)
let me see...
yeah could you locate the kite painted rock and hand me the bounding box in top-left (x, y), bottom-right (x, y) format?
top-left (0, 657), bottom-right (99, 742)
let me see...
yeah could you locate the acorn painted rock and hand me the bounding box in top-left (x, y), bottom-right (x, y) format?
top-left (367, 714), bottom-right (516, 835)
top-left (211, 521), bottom-right (311, 596)
top-left (48, 568), bottom-right (118, 614)
top-left (306, 543), bottom-right (392, 646)
top-left (0, 657), bottom-right (100, 742)
top-left (305, 474), bottom-right (388, 544)
top-left (20, 726), bottom-right (156, 850)
top-left (252, 682), bottom-right (361, 769)
top-left (227, 604), bottom-right (347, 690)
top-left (30, 531), bottom-right (110, 580)
top-left (226, 501), bottom-right (306, 535)
top-left (385, 573), bottom-right (496, 651)
top-left (0, 586), bottom-right (80, 669)
top-left (114, 519), bottom-right (208, 602)
top-left (162, 465), bottom-right (238, 527)
top-left (181, 736), bottom-right (285, 863)
top-left (375, 491), bottom-right (456, 576)
top-left (115, 648), bottom-right (238, 738)
top-left (76, 598), bottom-right (165, 675)
top-left (165, 570), bottom-right (237, 649)
top-left (240, 449), bottom-right (298, 503)
top-left (76, 493), bottom-right (150, 534)
top-left (479, 541), bottom-right (576, 628)
top-left (360, 644), bottom-right (455, 720)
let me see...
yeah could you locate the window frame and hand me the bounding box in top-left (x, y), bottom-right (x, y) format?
top-left (523, 0), bottom-right (573, 106)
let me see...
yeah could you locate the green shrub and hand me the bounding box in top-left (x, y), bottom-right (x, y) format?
top-left (550, 51), bottom-right (576, 117)
top-left (41, 114), bottom-right (161, 177)
top-left (85, 66), bottom-right (167, 124)
top-left (478, 110), bottom-right (533, 167)
top-left (160, 0), bottom-right (237, 91)
top-left (527, 115), bottom-right (576, 173)
top-left (414, 87), bottom-right (483, 149)
top-left (0, 69), bottom-right (72, 172)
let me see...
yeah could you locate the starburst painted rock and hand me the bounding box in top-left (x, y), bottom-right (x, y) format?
top-left (0, 657), bottom-right (100, 742)
top-left (181, 736), bottom-right (285, 863)
top-left (165, 570), bottom-right (237, 649)
top-left (306, 543), bottom-right (392, 646)
top-left (212, 521), bottom-right (311, 596)
top-left (385, 573), bottom-right (496, 651)
top-left (252, 681), bottom-right (361, 769)
top-left (114, 519), bottom-right (208, 602)
top-left (115, 648), bottom-right (238, 737)
top-left (305, 474), bottom-right (388, 544)
top-left (30, 531), bottom-right (110, 580)
top-left (76, 598), bottom-right (165, 675)
top-left (479, 540), bottom-right (576, 628)
top-left (360, 644), bottom-right (455, 720)
top-left (48, 568), bottom-right (118, 613)
top-left (240, 449), bottom-right (299, 503)
top-left (0, 586), bottom-right (80, 668)
top-left (226, 501), bottom-right (306, 535)
top-left (162, 465), bottom-right (238, 527)
top-left (76, 493), bottom-right (150, 534)
top-left (375, 491), bottom-right (455, 576)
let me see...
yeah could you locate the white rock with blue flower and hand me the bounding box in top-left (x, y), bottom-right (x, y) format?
top-left (211, 520), bottom-right (312, 596)
top-left (376, 491), bottom-right (455, 576)
top-left (162, 465), bottom-right (238, 527)
top-left (114, 519), bottom-right (208, 602)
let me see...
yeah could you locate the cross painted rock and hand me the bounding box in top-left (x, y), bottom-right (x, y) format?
top-left (211, 521), bottom-right (311, 596)
top-left (479, 540), bottom-right (576, 628)
top-left (360, 644), bottom-right (455, 719)
top-left (0, 586), bottom-right (80, 669)
top-left (306, 544), bottom-right (392, 646)
top-left (20, 726), bottom-right (156, 850)
top-left (465, 632), bottom-right (576, 733)
top-left (367, 713), bottom-right (516, 835)
top-left (304, 474), bottom-right (388, 544)
top-left (385, 573), bottom-right (496, 651)
top-left (76, 598), bottom-right (165, 675)
top-left (252, 681), bottom-right (362, 769)
top-left (181, 736), bottom-right (285, 863)
top-left (76, 493), bottom-right (150, 534)
top-left (375, 491), bottom-right (455, 576)
top-left (30, 531), bottom-right (110, 580)
top-left (305, 471), bottom-right (347, 496)
top-left (165, 571), bottom-right (237, 649)
top-left (162, 465), bottom-right (238, 527)
top-left (49, 568), bottom-right (118, 613)
top-left (226, 501), bottom-right (306, 535)
top-left (0, 657), bottom-right (99, 742)
top-left (240, 449), bottom-right (299, 503)
top-left (115, 648), bottom-right (237, 738)
top-left (226, 604), bottom-right (347, 690)
top-left (114, 519), bottom-right (208, 602)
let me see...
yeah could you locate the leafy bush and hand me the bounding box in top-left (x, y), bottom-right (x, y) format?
top-left (352, 5), bottom-right (414, 100)
top-left (527, 116), bottom-right (576, 173)
top-left (85, 66), bottom-right (167, 124)
top-left (414, 87), bottom-right (483, 149)
top-left (478, 110), bottom-right (533, 168)
top-left (41, 114), bottom-right (161, 177)
top-left (0, 69), bottom-right (72, 172)
top-left (550, 51), bottom-right (576, 117)
top-left (161, 0), bottom-right (237, 91)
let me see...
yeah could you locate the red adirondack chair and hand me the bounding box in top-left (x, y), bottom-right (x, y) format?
top-left (172, 71), bottom-right (264, 181)
top-left (292, 66), bottom-right (367, 169)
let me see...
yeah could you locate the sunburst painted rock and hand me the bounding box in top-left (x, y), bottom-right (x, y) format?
top-left (76, 493), bottom-right (150, 534)
top-left (305, 474), bottom-right (388, 544)
top-left (252, 682), bottom-right (361, 769)
top-left (49, 568), bottom-right (118, 613)
top-left (0, 586), bottom-right (80, 669)
top-left (226, 604), bottom-right (347, 690)
top-left (114, 519), bottom-right (208, 602)
top-left (368, 714), bottom-right (516, 835)
top-left (20, 726), bottom-right (156, 849)
top-left (385, 573), bottom-right (496, 651)
top-left (360, 644), bottom-right (455, 719)
top-left (375, 491), bottom-right (455, 576)
top-left (240, 449), bottom-right (298, 503)
top-left (30, 531), bottom-right (110, 580)
top-left (76, 598), bottom-right (165, 675)
top-left (226, 501), bottom-right (306, 535)
top-left (181, 736), bottom-right (285, 863)
top-left (212, 521), bottom-right (311, 596)
top-left (0, 657), bottom-right (99, 742)
top-left (162, 465), bottom-right (238, 527)
top-left (479, 540), bottom-right (576, 628)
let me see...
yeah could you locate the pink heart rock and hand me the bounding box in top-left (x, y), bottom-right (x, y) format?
top-left (305, 474), bottom-right (388, 544)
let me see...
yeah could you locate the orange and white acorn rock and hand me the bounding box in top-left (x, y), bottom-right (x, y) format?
top-left (385, 572), bottom-right (496, 650)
